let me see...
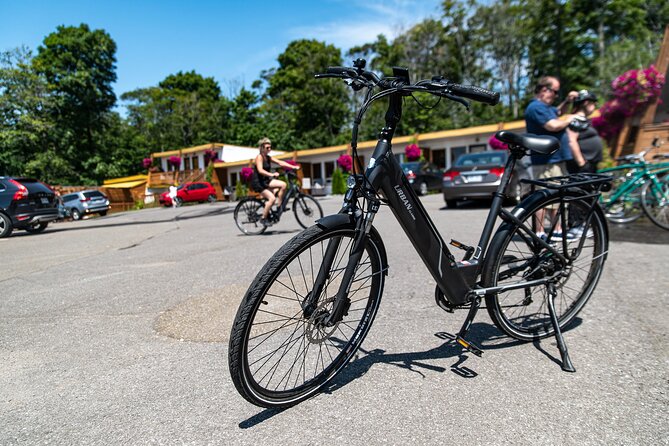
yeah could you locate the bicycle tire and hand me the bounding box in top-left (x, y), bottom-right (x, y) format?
top-left (228, 224), bottom-right (385, 408)
top-left (482, 191), bottom-right (608, 340)
top-left (599, 168), bottom-right (643, 224)
top-left (292, 194), bottom-right (324, 229)
top-left (641, 173), bottom-right (669, 230)
top-left (234, 198), bottom-right (267, 235)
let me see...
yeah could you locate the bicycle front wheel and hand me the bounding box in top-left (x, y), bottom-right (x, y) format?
top-left (228, 225), bottom-right (385, 408)
top-left (483, 192), bottom-right (607, 340)
top-left (641, 173), bottom-right (669, 230)
top-left (234, 198), bottom-right (266, 235)
top-left (292, 194), bottom-right (324, 228)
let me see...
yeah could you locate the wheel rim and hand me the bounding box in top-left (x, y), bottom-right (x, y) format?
top-left (235, 199), bottom-right (266, 234)
top-left (293, 196), bottom-right (322, 228)
top-left (488, 198), bottom-right (605, 337)
top-left (240, 228), bottom-right (383, 405)
top-left (643, 178), bottom-right (669, 230)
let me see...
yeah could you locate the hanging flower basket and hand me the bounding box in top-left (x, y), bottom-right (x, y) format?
top-left (240, 167), bottom-right (253, 183)
top-left (204, 149), bottom-right (218, 165)
top-left (488, 134), bottom-right (508, 151)
top-left (405, 143), bottom-right (421, 161)
top-left (142, 158), bottom-right (153, 169)
top-left (592, 65), bottom-right (665, 142)
top-left (337, 154), bottom-right (353, 173)
top-left (167, 156), bottom-right (182, 169)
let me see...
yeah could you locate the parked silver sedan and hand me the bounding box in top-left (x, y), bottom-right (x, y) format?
top-left (442, 151), bottom-right (529, 208)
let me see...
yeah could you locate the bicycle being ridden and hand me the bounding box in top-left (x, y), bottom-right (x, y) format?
top-left (228, 60), bottom-right (612, 408)
top-left (234, 169), bottom-right (324, 235)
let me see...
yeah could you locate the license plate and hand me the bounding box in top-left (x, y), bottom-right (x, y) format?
top-left (466, 175), bottom-right (483, 182)
top-left (41, 197), bottom-right (49, 204)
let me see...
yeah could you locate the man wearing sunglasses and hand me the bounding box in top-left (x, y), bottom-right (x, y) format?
top-left (524, 76), bottom-right (579, 180)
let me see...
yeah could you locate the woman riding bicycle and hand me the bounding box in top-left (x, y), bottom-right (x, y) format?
top-left (251, 137), bottom-right (300, 226)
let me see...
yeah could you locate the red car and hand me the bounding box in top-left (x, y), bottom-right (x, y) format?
top-left (159, 182), bottom-right (217, 207)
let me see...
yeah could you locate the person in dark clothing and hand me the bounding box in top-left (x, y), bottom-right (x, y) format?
top-left (566, 90), bottom-right (603, 174)
top-left (251, 137), bottom-right (300, 226)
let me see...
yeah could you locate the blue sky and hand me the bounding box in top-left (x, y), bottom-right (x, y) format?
top-left (1, 0), bottom-right (442, 100)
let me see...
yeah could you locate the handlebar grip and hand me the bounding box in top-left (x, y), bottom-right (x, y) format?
top-left (449, 84), bottom-right (500, 106)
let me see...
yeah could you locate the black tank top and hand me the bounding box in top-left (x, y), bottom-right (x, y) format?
top-left (576, 124), bottom-right (603, 163)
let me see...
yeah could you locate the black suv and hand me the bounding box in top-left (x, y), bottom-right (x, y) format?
top-left (0, 177), bottom-right (59, 238)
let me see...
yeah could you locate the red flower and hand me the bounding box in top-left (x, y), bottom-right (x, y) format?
top-left (488, 134), bottom-right (508, 151)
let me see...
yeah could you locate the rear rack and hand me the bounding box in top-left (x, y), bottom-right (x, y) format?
top-left (522, 173), bottom-right (612, 191)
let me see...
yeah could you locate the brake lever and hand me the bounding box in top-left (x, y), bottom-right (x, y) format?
top-left (440, 92), bottom-right (470, 111)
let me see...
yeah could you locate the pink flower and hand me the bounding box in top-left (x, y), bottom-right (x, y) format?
top-left (405, 143), bottom-right (421, 161)
top-left (142, 158), bottom-right (152, 168)
top-left (337, 154), bottom-right (353, 172)
top-left (167, 156), bottom-right (182, 168)
top-left (488, 134), bottom-right (508, 151)
top-left (240, 167), bottom-right (253, 183)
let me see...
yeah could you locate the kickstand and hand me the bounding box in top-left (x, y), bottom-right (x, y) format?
top-left (546, 283), bottom-right (575, 372)
top-left (455, 297), bottom-right (483, 357)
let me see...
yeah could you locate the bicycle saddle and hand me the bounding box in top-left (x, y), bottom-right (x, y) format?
top-left (495, 131), bottom-right (559, 155)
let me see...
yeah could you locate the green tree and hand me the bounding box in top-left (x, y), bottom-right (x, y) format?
top-left (261, 39), bottom-right (351, 150)
top-left (32, 23), bottom-right (117, 182)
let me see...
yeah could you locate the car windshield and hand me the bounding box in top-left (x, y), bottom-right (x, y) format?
top-left (455, 152), bottom-right (507, 167)
top-left (401, 162), bottom-right (421, 172)
top-left (177, 185), bottom-right (186, 190)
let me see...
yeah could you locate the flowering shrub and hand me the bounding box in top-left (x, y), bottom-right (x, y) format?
top-left (488, 134), bottom-right (508, 151)
top-left (142, 158), bottom-right (153, 169)
top-left (240, 167), bottom-right (253, 183)
top-left (284, 159), bottom-right (299, 169)
top-left (204, 149), bottom-right (218, 165)
top-left (592, 65), bottom-right (665, 142)
top-left (167, 156), bottom-right (181, 169)
top-left (405, 143), bottom-right (421, 161)
top-left (337, 154), bottom-right (353, 173)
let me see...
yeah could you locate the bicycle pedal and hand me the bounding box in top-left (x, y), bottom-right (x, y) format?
top-left (456, 336), bottom-right (483, 357)
top-left (450, 239), bottom-right (475, 259)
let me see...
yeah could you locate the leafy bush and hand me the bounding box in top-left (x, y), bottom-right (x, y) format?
top-left (331, 168), bottom-right (347, 195)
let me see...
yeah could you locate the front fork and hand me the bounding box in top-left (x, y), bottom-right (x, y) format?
top-left (302, 191), bottom-right (379, 326)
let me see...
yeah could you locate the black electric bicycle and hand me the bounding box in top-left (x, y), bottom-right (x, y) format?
top-left (229, 60), bottom-right (611, 408)
top-left (233, 170), bottom-right (324, 235)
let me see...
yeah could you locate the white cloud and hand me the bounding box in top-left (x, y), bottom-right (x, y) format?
top-left (288, 0), bottom-right (441, 50)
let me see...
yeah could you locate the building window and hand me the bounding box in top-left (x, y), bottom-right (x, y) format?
top-left (451, 146), bottom-right (467, 164)
top-left (432, 149), bottom-right (446, 169)
top-left (184, 157), bottom-right (191, 170)
top-left (192, 156), bottom-right (200, 170)
top-left (469, 144), bottom-right (487, 153)
top-left (325, 161), bottom-right (335, 178)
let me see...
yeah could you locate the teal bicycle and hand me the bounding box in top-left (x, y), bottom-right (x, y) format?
top-left (599, 139), bottom-right (669, 229)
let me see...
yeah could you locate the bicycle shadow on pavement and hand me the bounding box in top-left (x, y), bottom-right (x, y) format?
top-left (238, 318), bottom-right (583, 428)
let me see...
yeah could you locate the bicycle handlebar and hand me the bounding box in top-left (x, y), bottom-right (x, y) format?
top-left (316, 63), bottom-right (500, 107)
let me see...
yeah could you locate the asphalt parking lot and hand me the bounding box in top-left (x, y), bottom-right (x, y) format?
top-left (1, 195), bottom-right (667, 445)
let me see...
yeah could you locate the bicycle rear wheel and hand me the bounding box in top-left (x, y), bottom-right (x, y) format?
top-left (234, 198), bottom-right (267, 235)
top-left (641, 173), bottom-right (669, 230)
top-left (483, 192), bottom-right (607, 340)
top-left (600, 169), bottom-right (643, 224)
top-left (228, 225), bottom-right (385, 408)
top-left (292, 194), bottom-right (324, 228)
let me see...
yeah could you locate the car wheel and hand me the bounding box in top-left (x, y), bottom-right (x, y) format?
top-left (25, 222), bottom-right (48, 234)
top-left (418, 182), bottom-right (428, 196)
top-left (174, 197), bottom-right (183, 207)
top-left (446, 199), bottom-right (458, 209)
top-left (0, 212), bottom-right (13, 238)
top-left (70, 209), bottom-right (82, 220)
top-left (207, 194), bottom-right (216, 203)
top-left (99, 211), bottom-right (108, 217)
